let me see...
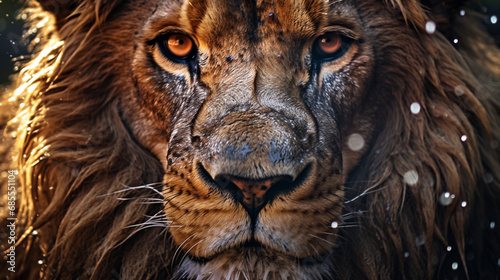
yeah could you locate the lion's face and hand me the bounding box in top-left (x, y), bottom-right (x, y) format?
top-left (124, 0), bottom-right (377, 276)
top-left (10, 0), bottom-right (500, 278)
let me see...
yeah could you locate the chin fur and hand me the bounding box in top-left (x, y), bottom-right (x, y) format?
top-left (173, 248), bottom-right (333, 280)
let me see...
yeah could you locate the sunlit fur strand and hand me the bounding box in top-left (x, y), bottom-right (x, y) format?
top-left (3, 2), bottom-right (172, 278)
top-left (337, 6), bottom-right (500, 280)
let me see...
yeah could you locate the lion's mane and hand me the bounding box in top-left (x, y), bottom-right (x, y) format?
top-left (1, 0), bottom-right (500, 279)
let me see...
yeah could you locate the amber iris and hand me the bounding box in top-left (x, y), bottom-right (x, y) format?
top-left (166, 34), bottom-right (194, 58)
top-left (317, 33), bottom-right (342, 55)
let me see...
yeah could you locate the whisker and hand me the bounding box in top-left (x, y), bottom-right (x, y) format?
top-left (128, 185), bottom-right (165, 196)
top-left (344, 185), bottom-right (387, 204)
top-left (308, 241), bottom-right (321, 257)
top-left (335, 224), bottom-right (360, 229)
top-left (308, 234), bottom-right (335, 246)
top-left (172, 234), bottom-right (197, 267)
top-left (179, 238), bottom-right (205, 268)
top-left (126, 220), bottom-right (168, 229)
top-left (242, 270), bottom-right (250, 280)
top-left (125, 210), bottom-right (174, 232)
top-left (144, 212), bottom-right (168, 219)
top-left (116, 197), bottom-right (165, 205)
top-left (341, 210), bottom-right (366, 221)
top-left (318, 231), bottom-right (347, 243)
top-left (114, 183), bottom-right (166, 195)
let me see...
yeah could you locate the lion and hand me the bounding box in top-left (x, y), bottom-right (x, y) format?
top-left (1, 0), bottom-right (500, 279)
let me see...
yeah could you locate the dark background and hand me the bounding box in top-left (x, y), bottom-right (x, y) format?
top-left (0, 0), bottom-right (500, 87)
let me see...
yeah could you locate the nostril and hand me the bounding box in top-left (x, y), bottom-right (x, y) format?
top-left (215, 175), bottom-right (292, 209)
top-left (213, 174), bottom-right (240, 195)
top-left (265, 163), bottom-right (312, 199)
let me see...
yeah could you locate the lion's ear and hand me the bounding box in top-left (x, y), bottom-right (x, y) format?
top-left (36, 0), bottom-right (76, 20)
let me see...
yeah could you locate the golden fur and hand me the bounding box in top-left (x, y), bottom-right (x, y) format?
top-left (1, 0), bottom-right (500, 279)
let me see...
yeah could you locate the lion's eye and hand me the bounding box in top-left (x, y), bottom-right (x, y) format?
top-left (158, 33), bottom-right (197, 62)
top-left (313, 32), bottom-right (352, 62)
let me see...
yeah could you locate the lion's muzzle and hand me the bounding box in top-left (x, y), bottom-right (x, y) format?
top-left (193, 98), bottom-right (316, 217)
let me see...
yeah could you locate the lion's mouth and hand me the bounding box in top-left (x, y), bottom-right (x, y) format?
top-left (186, 238), bottom-right (329, 267)
top-left (186, 239), bottom-right (263, 265)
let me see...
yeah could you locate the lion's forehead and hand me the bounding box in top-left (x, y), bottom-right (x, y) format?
top-left (146, 0), bottom-right (359, 49)
top-left (201, 0), bottom-right (323, 41)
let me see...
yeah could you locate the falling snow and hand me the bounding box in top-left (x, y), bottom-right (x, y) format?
top-left (404, 170), bottom-right (419, 185)
top-left (410, 102), bottom-right (421, 114)
top-left (461, 135), bottom-right (468, 142)
top-left (452, 262), bottom-right (458, 270)
top-left (331, 221), bottom-right (338, 228)
top-left (425, 21), bottom-right (436, 34)
top-left (491, 15), bottom-right (498, 24)
top-left (461, 201), bottom-right (467, 207)
top-left (454, 85), bottom-right (465, 96)
top-left (347, 133), bottom-right (364, 151)
top-left (415, 235), bottom-right (426, 246)
top-left (439, 192), bottom-right (453, 206)
top-left (447, 246), bottom-right (452, 252)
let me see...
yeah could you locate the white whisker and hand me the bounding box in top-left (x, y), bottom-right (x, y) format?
top-left (308, 234), bottom-right (335, 246)
top-left (344, 185), bottom-right (386, 204)
top-left (179, 238), bottom-right (205, 267)
top-left (173, 234), bottom-right (197, 265)
top-left (336, 224), bottom-right (360, 229)
top-left (113, 183), bottom-right (165, 197)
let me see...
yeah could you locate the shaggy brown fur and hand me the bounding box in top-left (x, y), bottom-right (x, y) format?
top-left (1, 0), bottom-right (500, 279)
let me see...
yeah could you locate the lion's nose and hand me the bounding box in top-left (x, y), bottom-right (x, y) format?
top-left (214, 175), bottom-right (290, 210)
top-left (193, 109), bottom-right (315, 216)
top-left (196, 162), bottom-right (312, 217)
